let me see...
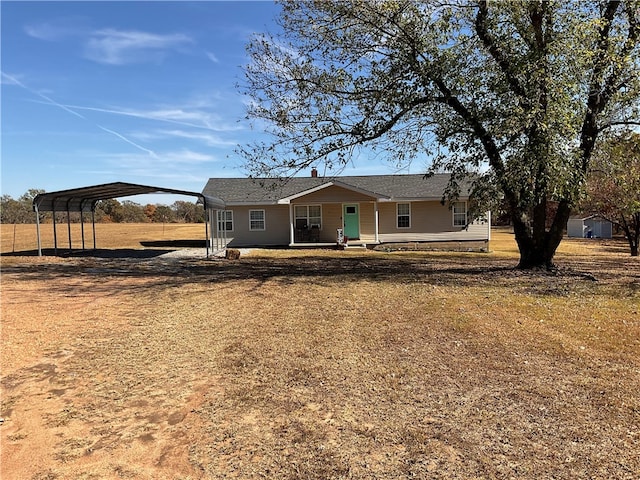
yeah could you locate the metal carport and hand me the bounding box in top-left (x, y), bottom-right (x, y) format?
top-left (32, 181), bottom-right (226, 257)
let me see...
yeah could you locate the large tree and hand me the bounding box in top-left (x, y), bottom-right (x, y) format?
top-left (172, 200), bottom-right (205, 223)
top-left (241, 0), bottom-right (639, 269)
top-left (583, 131), bottom-right (640, 255)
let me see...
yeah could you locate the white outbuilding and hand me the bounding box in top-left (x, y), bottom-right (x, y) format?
top-left (567, 215), bottom-right (613, 239)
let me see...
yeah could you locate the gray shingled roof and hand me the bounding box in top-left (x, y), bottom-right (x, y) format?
top-left (203, 174), bottom-right (467, 205)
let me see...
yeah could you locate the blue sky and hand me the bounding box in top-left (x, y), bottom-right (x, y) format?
top-left (1, 1), bottom-right (285, 204)
top-left (2, 1), bottom-right (400, 207)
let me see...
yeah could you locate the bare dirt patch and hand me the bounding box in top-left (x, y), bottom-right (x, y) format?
top-left (1, 229), bottom-right (639, 479)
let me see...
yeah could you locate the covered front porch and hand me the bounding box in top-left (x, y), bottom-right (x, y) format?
top-left (285, 201), bottom-right (379, 247)
top-left (276, 180), bottom-right (384, 248)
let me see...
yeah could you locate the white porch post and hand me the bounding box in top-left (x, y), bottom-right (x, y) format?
top-left (374, 201), bottom-right (380, 243)
top-left (213, 209), bottom-right (217, 251)
top-left (288, 203), bottom-right (294, 245)
top-left (222, 210), bottom-right (227, 249)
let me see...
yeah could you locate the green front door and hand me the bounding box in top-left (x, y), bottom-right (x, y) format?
top-left (343, 204), bottom-right (360, 240)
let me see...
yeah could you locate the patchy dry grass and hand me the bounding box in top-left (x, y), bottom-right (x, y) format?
top-left (1, 227), bottom-right (639, 479)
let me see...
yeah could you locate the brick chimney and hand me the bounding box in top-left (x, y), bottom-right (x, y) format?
top-left (311, 167), bottom-right (318, 178)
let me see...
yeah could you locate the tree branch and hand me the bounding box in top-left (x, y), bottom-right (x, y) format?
top-left (598, 120), bottom-right (640, 132)
top-left (579, 0), bottom-right (624, 169)
top-left (475, 0), bottom-right (528, 103)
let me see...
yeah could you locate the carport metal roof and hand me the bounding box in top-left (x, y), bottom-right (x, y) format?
top-left (32, 182), bottom-right (226, 257)
top-left (32, 181), bottom-right (225, 212)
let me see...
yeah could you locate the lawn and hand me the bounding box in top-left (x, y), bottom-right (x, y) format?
top-left (1, 225), bottom-right (639, 479)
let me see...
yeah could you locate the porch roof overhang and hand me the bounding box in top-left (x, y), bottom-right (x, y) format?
top-left (276, 180), bottom-right (388, 204)
top-left (33, 181), bottom-right (226, 212)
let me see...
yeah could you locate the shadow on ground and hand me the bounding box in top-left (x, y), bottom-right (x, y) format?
top-left (140, 240), bottom-right (206, 248)
top-left (1, 248), bottom-right (176, 258)
top-left (3, 249), bottom-right (635, 299)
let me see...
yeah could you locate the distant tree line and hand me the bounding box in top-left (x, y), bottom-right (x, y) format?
top-left (0, 190), bottom-right (206, 224)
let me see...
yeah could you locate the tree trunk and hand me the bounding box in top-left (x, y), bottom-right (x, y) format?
top-left (512, 200), bottom-right (571, 270)
top-left (513, 227), bottom-right (562, 269)
top-left (630, 216), bottom-right (639, 257)
top-left (624, 227), bottom-right (639, 256)
top-left (620, 214), bottom-right (640, 257)
top-left (622, 227), bottom-right (639, 257)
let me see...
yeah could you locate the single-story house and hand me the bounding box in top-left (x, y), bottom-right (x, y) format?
top-left (202, 171), bottom-right (491, 248)
top-left (567, 215), bottom-right (613, 239)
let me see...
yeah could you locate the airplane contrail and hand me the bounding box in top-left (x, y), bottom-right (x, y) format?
top-left (2, 70), bottom-right (159, 156)
top-left (98, 125), bottom-right (157, 157)
top-left (54, 103), bottom-right (225, 131)
top-left (2, 71), bottom-right (86, 120)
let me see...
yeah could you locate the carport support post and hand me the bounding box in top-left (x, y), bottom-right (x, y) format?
top-left (205, 213), bottom-right (210, 258)
top-left (80, 210), bottom-right (85, 250)
top-left (92, 210), bottom-right (96, 250)
top-left (67, 205), bottom-right (72, 252)
top-left (52, 204), bottom-right (58, 255)
top-left (35, 204), bottom-right (42, 256)
top-left (210, 208), bottom-right (217, 252)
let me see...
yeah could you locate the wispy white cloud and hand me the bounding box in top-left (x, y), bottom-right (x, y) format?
top-left (99, 148), bottom-right (218, 167)
top-left (132, 129), bottom-right (237, 147)
top-left (56, 103), bottom-right (244, 132)
top-left (206, 51), bottom-right (219, 63)
top-left (84, 29), bottom-right (193, 65)
top-left (25, 19), bottom-right (194, 66)
top-left (76, 146), bottom-right (243, 193)
top-left (24, 17), bottom-right (91, 41)
top-left (92, 149), bottom-right (220, 184)
top-left (161, 149), bottom-right (218, 164)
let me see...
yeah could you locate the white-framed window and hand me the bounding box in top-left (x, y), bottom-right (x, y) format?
top-left (249, 209), bottom-right (265, 231)
top-left (397, 203), bottom-right (410, 228)
top-left (217, 210), bottom-right (233, 232)
top-left (453, 201), bottom-right (467, 227)
top-left (294, 205), bottom-right (322, 229)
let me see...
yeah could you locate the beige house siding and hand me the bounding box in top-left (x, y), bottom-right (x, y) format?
top-left (224, 205), bottom-right (290, 247)
top-left (377, 225), bottom-right (489, 242)
top-left (319, 203), bottom-right (343, 243)
top-left (292, 185), bottom-right (376, 204)
top-left (377, 200), bottom-right (489, 242)
top-left (359, 202), bottom-right (377, 243)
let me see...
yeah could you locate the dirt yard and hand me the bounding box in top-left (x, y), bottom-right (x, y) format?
top-left (1, 225), bottom-right (639, 479)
